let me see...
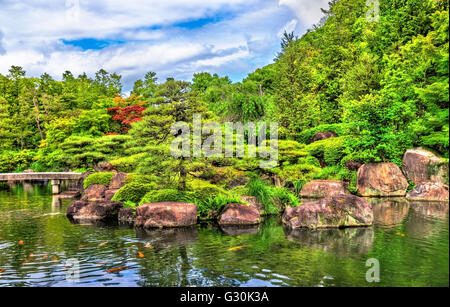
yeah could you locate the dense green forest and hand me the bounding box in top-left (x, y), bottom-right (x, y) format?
top-left (0, 0), bottom-right (448, 213)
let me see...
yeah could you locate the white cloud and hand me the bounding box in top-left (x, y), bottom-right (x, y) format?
top-left (278, 19), bottom-right (298, 37)
top-left (0, 0), bottom-right (305, 91)
top-left (278, 0), bottom-right (328, 28)
top-left (0, 30), bottom-right (5, 55)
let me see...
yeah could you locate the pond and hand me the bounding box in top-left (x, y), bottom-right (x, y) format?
top-left (0, 183), bottom-right (448, 287)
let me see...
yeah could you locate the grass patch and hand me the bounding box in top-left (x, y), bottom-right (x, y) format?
top-left (245, 178), bottom-right (300, 214)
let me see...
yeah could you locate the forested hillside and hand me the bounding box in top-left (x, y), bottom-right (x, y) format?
top-left (0, 0), bottom-right (448, 212)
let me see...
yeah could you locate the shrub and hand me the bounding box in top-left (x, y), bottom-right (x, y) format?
top-left (73, 167), bottom-right (95, 173)
top-left (109, 153), bottom-right (146, 172)
top-left (297, 123), bottom-right (351, 144)
top-left (286, 180), bottom-right (306, 196)
top-left (83, 172), bottom-right (114, 189)
top-left (314, 166), bottom-right (355, 181)
top-left (277, 162), bottom-right (322, 182)
top-left (140, 185), bottom-right (241, 219)
top-left (0, 150), bottom-right (35, 173)
top-left (112, 182), bottom-right (156, 203)
top-left (186, 179), bottom-right (227, 201)
top-left (29, 161), bottom-right (47, 172)
top-left (125, 173), bottom-right (160, 186)
top-left (139, 189), bottom-right (191, 205)
top-left (272, 187), bottom-right (301, 208)
top-left (305, 136), bottom-right (348, 166)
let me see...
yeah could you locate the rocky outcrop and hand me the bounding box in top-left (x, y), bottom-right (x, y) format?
top-left (118, 207), bottom-right (136, 224)
top-left (312, 131), bottom-right (338, 142)
top-left (66, 200), bottom-right (88, 219)
top-left (300, 180), bottom-right (349, 199)
top-left (66, 200), bottom-right (122, 222)
top-left (105, 189), bottom-right (118, 201)
top-left (58, 190), bottom-right (81, 199)
top-left (218, 203), bottom-right (261, 226)
top-left (402, 148), bottom-right (449, 186)
top-left (357, 163), bottom-right (409, 197)
top-left (240, 196), bottom-right (264, 212)
top-left (98, 162), bottom-right (115, 172)
top-left (68, 171), bottom-right (94, 192)
top-left (407, 182), bottom-right (449, 202)
top-left (135, 202), bottom-right (198, 228)
top-left (67, 172), bottom-right (130, 224)
top-left (282, 195), bottom-right (373, 229)
top-left (345, 161), bottom-right (362, 171)
top-left (109, 172), bottom-right (127, 190)
top-left (82, 184), bottom-right (108, 201)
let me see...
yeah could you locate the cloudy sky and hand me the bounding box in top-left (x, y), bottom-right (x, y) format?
top-left (0, 0), bottom-right (329, 92)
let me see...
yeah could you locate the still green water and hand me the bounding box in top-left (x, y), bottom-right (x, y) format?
top-left (0, 183), bottom-right (448, 287)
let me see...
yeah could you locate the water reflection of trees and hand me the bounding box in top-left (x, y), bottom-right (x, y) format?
top-left (134, 226), bottom-right (241, 287)
top-left (2, 189), bottom-right (449, 287)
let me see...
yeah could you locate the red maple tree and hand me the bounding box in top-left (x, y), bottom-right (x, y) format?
top-left (108, 105), bottom-right (146, 133)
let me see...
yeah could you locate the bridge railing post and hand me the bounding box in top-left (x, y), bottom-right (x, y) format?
top-left (51, 179), bottom-right (61, 194)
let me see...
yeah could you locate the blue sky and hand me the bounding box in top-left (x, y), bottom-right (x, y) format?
top-left (0, 0), bottom-right (330, 93)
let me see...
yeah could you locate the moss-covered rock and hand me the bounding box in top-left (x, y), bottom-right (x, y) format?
top-left (112, 182), bottom-right (156, 203)
top-left (83, 172), bottom-right (114, 189)
top-left (140, 189), bottom-right (191, 205)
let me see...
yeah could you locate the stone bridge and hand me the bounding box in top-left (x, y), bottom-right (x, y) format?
top-left (0, 172), bottom-right (83, 194)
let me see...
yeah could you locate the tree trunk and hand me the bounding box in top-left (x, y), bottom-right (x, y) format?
top-left (178, 158), bottom-right (187, 190)
top-left (32, 95), bottom-right (44, 141)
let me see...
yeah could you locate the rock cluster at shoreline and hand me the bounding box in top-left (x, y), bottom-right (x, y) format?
top-left (66, 147), bottom-right (448, 230)
top-left (283, 147), bottom-right (448, 230)
top-left (67, 172), bottom-right (127, 222)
